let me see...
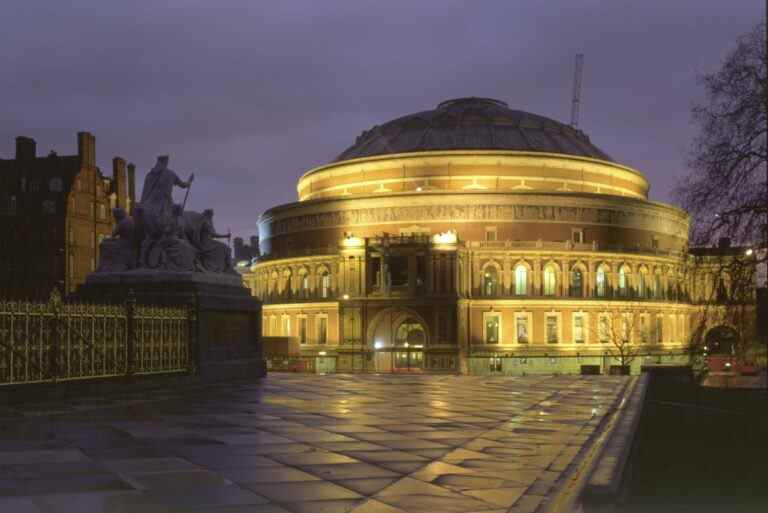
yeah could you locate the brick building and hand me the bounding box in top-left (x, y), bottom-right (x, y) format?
top-left (0, 132), bottom-right (135, 299)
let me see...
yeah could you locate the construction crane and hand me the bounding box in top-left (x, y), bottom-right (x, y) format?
top-left (570, 53), bottom-right (584, 128)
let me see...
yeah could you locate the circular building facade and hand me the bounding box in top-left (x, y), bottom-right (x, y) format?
top-left (247, 97), bottom-right (695, 374)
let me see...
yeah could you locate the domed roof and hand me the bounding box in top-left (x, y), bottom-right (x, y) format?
top-left (334, 97), bottom-right (613, 163)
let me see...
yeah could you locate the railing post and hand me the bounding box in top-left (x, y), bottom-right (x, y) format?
top-left (126, 289), bottom-right (136, 376)
top-left (188, 293), bottom-right (199, 373)
top-left (48, 287), bottom-right (62, 382)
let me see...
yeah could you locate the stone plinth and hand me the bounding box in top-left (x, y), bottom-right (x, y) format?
top-left (78, 271), bottom-right (265, 382)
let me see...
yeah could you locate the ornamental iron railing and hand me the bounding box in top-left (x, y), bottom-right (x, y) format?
top-left (0, 289), bottom-right (194, 386)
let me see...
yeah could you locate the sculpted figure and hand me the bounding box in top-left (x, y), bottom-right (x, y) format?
top-left (96, 208), bottom-right (136, 272)
top-left (138, 155), bottom-right (194, 238)
top-left (181, 209), bottom-right (233, 273)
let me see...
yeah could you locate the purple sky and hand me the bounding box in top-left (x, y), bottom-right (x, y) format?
top-left (1, 1), bottom-right (761, 240)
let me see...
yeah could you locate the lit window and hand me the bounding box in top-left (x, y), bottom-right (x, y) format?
top-left (596, 267), bottom-right (608, 297)
top-left (570, 268), bottom-right (583, 297)
top-left (516, 314), bottom-right (529, 344)
top-left (546, 315), bottom-right (559, 344)
top-left (282, 315), bottom-right (291, 336)
top-left (483, 266), bottom-right (499, 296)
top-left (618, 267), bottom-right (629, 297)
top-left (484, 313), bottom-right (500, 344)
top-left (638, 272), bottom-right (646, 298)
top-left (573, 314), bottom-right (585, 344)
top-left (320, 271), bottom-right (331, 298)
top-left (654, 274), bottom-right (662, 299)
top-left (543, 266), bottom-right (557, 296)
top-left (572, 228), bottom-right (584, 244)
top-left (99, 204), bottom-right (106, 220)
top-left (514, 265), bottom-right (527, 295)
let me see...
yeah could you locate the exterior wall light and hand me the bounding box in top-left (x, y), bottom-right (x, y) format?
top-left (432, 230), bottom-right (457, 245)
top-left (745, 248), bottom-right (754, 256)
top-left (342, 293), bottom-right (350, 300)
top-left (318, 351), bottom-right (327, 356)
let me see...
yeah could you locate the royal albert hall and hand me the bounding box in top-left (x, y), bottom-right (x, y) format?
top-left (245, 97), bottom-right (699, 374)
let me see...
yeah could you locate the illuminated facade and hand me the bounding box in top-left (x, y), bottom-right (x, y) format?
top-left (244, 97), bottom-right (737, 374)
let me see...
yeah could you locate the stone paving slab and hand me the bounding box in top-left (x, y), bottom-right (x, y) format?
top-left (0, 374), bottom-right (629, 512)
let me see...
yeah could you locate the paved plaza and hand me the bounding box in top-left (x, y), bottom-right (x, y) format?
top-left (0, 374), bottom-right (631, 513)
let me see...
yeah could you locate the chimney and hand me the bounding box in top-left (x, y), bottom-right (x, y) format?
top-left (15, 136), bottom-right (36, 160)
top-left (112, 157), bottom-right (126, 209)
top-left (77, 131), bottom-right (96, 167)
top-left (126, 163), bottom-right (136, 210)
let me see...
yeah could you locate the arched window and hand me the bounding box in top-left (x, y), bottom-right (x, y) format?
top-left (543, 265), bottom-right (557, 296)
top-left (637, 269), bottom-right (647, 298)
top-left (654, 273), bottom-right (662, 299)
top-left (596, 266), bottom-right (608, 298)
top-left (570, 267), bottom-right (583, 297)
top-left (319, 271), bottom-right (331, 298)
top-left (483, 266), bottom-right (499, 296)
top-left (300, 272), bottom-right (310, 297)
top-left (618, 266), bottom-right (629, 297)
top-left (514, 265), bottom-right (528, 296)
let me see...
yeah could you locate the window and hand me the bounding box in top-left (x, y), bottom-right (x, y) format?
top-left (514, 265), bottom-right (527, 295)
top-left (640, 315), bottom-right (649, 344)
top-left (570, 267), bottom-right (583, 297)
top-left (389, 256), bottom-right (409, 287)
top-left (573, 314), bottom-right (585, 344)
top-left (300, 273), bottom-right (309, 296)
top-left (299, 317), bottom-right (308, 344)
top-left (317, 317), bottom-right (327, 344)
top-left (269, 315), bottom-right (278, 336)
top-left (437, 312), bottom-right (449, 342)
top-left (654, 274), bottom-right (662, 299)
top-left (618, 267), bottom-right (629, 297)
top-left (572, 228), bottom-right (584, 244)
top-left (484, 313), bottom-right (500, 344)
top-left (29, 181), bottom-right (40, 193)
top-left (543, 265), bottom-right (557, 296)
top-left (546, 315), bottom-right (559, 344)
top-left (599, 314), bottom-right (611, 343)
top-left (489, 356), bottom-right (502, 373)
top-left (655, 316), bottom-right (663, 344)
top-left (483, 266), bottom-right (499, 296)
top-left (282, 315), bottom-right (291, 336)
top-left (485, 227), bottom-right (497, 242)
top-left (621, 315), bottom-right (631, 343)
top-left (99, 204), bottom-right (106, 220)
top-left (516, 314), bottom-right (529, 344)
top-left (652, 237), bottom-right (659, 250)
top-left (42, 200), bottom-right (55, 214)
top-left (320, 271), bottom-right (331, 298)
top-left (49, 177), bottom-right (64, 192)
top-left (9, 195), bottom-right (16, 210)
top-left (638, 271), bottom-right (647, 298)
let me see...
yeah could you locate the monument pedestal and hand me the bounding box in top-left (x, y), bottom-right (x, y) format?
top-left (78, 271), bottom-right (265, 382)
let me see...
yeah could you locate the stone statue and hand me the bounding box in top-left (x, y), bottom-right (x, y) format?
top-left (138, 155), bottom-right (194, 238)
top-left (96, 208), bottom-right (136, 272)
top-left (92, 155), bottom-right (238, 277)
top-left (180, 209), bottom-right (233, 273)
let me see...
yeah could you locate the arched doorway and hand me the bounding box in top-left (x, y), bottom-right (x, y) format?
top-left (369, 309), bottom-right (429, 373)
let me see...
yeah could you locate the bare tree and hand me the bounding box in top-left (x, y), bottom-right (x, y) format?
top-left (675, 22), bottom-right (767, 256)
top-left (595, 308), bottom-right (647, 374)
